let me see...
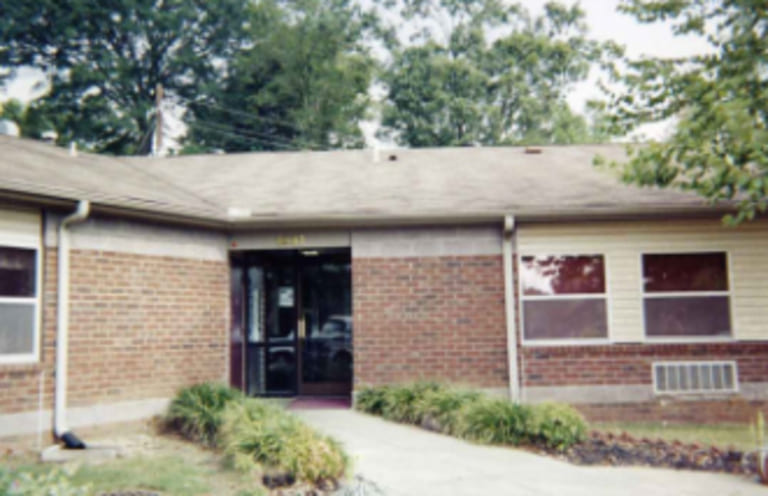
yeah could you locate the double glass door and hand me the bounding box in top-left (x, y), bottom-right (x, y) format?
top-left (231, 249), bottom-right (352, 397)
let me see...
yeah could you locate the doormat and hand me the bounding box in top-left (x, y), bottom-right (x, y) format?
top-left (288, 397), bottom-right (351, 410)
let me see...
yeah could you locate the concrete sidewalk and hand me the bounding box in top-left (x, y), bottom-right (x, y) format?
top-left (297, 409), bottom-right (765, 496)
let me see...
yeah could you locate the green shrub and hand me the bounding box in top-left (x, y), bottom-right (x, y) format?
top-left (356, 384), bottom-right (588, 452)
top-left (380, 382), bottom-right (443, 424)
top-left (0, 466), bottom-right (90, 496)
top-left (527, 403), bottom-right (588, 451)
top-left (355, 386), bottom-right (390, 416)
top-left (166, 382), bottom-right (243, 446)
top-left (414, 387), bottom-right (481, 435)
top-left (221, 399), bottom-right (348, 485)
top-left (456, 397), bottom-right (531, 445)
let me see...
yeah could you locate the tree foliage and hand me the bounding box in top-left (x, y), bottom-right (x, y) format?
top-left (0, 0), bottom-right (250, 154)
top-left (601, 0), bottom-right (768, 223)
top-left (0, 98), bottom-right (52, 138)
top-left (183, 0), bottom-right (377, 153)
top-left (378, 0), bottom-right (618, 147)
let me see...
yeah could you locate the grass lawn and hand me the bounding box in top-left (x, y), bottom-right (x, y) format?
top-left (593, 422), bottom-right (758, 451)
top-left (71, 455), bottom-right (262, 495)
top-left (3, 432), bottom-right (267, 496)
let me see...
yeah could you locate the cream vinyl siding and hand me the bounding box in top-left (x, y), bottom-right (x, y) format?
top-left (0, 206), bottom-right (40, 247)
top-left (517, 219), bottom-right (768, 343)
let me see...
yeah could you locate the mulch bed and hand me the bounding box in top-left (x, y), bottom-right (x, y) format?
top-left (557, 431), bottom-right (759, 476)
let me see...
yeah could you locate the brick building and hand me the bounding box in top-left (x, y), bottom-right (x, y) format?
top-left (1, 136), bottom-right (766, 440)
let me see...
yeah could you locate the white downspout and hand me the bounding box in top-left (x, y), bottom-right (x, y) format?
top-left (55, 200), bottom-right (90, 438)
top-left (503, 215), bottom-right (520, 403)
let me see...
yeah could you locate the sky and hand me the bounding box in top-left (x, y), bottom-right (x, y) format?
top-left (1, 0), bottom-right (710, 146)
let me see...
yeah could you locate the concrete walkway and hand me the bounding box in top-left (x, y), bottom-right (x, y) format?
top-left (297, 409), bottom-right (765, 496)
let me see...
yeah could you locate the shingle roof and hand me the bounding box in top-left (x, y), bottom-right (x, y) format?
top-left (0, 135), bottom-right (719, 226)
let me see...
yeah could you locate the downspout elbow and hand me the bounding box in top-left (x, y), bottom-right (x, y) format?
top-left (55, 200), bottom-right (90, 447)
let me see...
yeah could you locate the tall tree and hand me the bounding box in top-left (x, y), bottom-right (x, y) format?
top-left (0, 0), bottom-right (250, 155)
top-left (183, 0), bottom-right (377, 153)
top-left (0, 98), bottom-right (52, 138)
top-left (601, 0), bottom-right (768, 223)
top-left (378, 0), bottom-right (617, 147)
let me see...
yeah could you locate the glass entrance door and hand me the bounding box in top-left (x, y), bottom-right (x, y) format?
top-left (299, 253), bottom-right (352, 396)
top-left (233, 249), bottom-right (352, 397)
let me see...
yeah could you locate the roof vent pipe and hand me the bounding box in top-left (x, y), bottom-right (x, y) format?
top-left (372, 145), bottom-right (380, 163)
top-left (55, 200), bottom-right (91, 448)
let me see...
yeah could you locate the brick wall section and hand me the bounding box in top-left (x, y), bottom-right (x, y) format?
top-left (67, 249), bottom-right (229, 406)
top-left (0, 248), bottom-right (229, 416)
top-left (521, 343), bottom-right (768, 387)
top-left (576, 399), bottom-right (768, 424)
top-left (353, 255), bottom-right (508, 388)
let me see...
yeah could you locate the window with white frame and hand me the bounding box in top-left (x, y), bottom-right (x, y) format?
top-left (520, 255), bottom-right (608, 341)
top-left (0, 245), bottom-right (39, 361)
top-left (642, 252), bottom-right (731, 338)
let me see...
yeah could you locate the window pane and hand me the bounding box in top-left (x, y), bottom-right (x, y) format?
top-left (0, 247), bottom-right (36, 297)
top-left (643, 252), bottom-right (727, 292)
top-left (644, 296), bottom-right (731, 337)
top-left (0, 302), bottom-right (35, 355)
top-left (523, 299), bottom-right (607, 340)
top-left (521, 255), bottom-right (605, 295)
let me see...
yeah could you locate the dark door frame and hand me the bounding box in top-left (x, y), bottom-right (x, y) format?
top-left (230, 248), bottom-right (352, 397)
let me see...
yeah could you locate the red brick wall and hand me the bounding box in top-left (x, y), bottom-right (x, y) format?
top-left (353, 255), bottom-right (508, 388)
top-left (576, 399), bottom-right (768, 424)
top-left (0, 248), bottom-right (229, 416)
top-left (522, 343), bottom-right (768, 387)
top-left (67, 249), bottom-right (229, 406)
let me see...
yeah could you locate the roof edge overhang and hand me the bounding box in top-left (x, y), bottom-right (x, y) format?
top-left (0, 189), bottom-right (228, 231)
top-left (0, 189), bottom-right (737, 232)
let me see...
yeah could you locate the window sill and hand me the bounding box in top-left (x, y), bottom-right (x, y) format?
top-left (522, 339), bottom-right (611, 347)
top-left (643, 336), bottom-right (735, 345)
top-left (0, 359), bottom-right (43, 373)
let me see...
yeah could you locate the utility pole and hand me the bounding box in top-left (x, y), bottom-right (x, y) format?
top-left (153, 83), bottom-right (163, 156)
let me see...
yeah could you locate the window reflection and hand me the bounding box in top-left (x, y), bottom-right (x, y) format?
top-left (643, 253), bottom-right (728, 292)
top-left (522, 255), bottom-right (605, 295)
top-left (642, 252), bottom-right (731, 337)
top-left (520, 254), bottom-right (608, 341)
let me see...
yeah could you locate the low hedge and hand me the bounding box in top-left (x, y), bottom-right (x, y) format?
top-left (221, 400), bottom-right (347, 484)
top-left (355, 383), bottom-right (587, 451)
top-left (165, 383), bottom-right (347, 486)
top-left (166, 382), bottom-right (244, 446)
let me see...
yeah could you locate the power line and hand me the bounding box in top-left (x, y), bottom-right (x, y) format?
top-left (188, 122), bottom-right (305, 151)
top-left (179, 96), bottom-right (305, 133)
top-left (187, 118), bottom-right (316, 150)
top-left (190, 121), bottom-right (304, 151)
top-left (178, 96), bottom-right (327, 150)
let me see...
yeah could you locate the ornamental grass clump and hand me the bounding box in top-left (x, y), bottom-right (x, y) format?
top-left (165, 382), bottom-right (243, 446)
top-left (221, 399), bottom-right (348, 485)
top-left (414, 387), bottom-right (481, 435)
top-left (456, 397), bottom-right (532, 445)
top-left (354, 385), bottom-right (391, 416)
top-left (526, 403), bottom-right (588, 451)
top-left (355, 382), bottom-right (588, 451)
top-left (380, 382), bottom-right (442, 424)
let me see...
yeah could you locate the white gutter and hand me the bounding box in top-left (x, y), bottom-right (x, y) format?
top-left (503, 215), bottom-right (520, 402)
top-left (55, 200), bottom-right (90, 437)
